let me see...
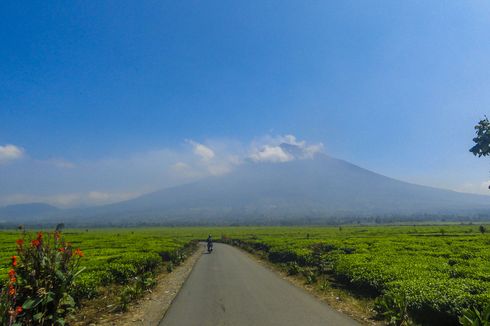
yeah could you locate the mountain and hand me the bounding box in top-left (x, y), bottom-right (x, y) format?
top-left (0, 203), bottom-right (59, 220)
top-left (58, 153), bottom-right (490, 225)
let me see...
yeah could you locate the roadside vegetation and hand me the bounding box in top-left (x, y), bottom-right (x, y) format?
top-left (219, 225), bottom-right (490, 325)
top-left (1, 225), bottom-right (490, 325)
top-left (0, 228), bottom-right (199, 324)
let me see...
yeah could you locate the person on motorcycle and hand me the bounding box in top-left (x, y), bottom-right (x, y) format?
top-left (207, 234), bottom-right (213, 251)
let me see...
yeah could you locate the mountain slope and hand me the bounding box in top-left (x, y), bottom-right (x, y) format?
top-left (72, 154), bottom-right (490, 224)
top-left (0, 203), bottom-right (59, 220)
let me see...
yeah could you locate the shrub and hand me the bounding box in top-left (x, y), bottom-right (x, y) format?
top-left (374, 293), bottom-right (411, 326)
top-left (0, 230), bottom-right (84, 325)
top-left (285, 262), bottom-right (301, 275)
top-left (459, 305), bottom-right (490, 326)
top-left (302, 269), bottom-right (317, 285)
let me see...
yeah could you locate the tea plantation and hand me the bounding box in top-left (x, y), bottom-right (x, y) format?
top-left (1, 225), bottom-right (489, 324)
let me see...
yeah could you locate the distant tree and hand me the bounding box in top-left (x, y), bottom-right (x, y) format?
top-left (470, 117), bottom-right (490, 189)
top-left (479, 225), bottom-right (487, 234)
top-left (55, 223), bottom-right (65, 231)
top-left (470, 117), bottom-right (490, 157)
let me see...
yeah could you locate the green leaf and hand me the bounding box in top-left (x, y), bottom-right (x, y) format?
top-left (45, 292), bottom-right (55, 303)
top-left (33, 312), bottom-right (44, 321)
top-left (60, 293), bottom-right (75, 307)
top-left (22, 299), bottom-right (35, 309)
top-left (72, 266), bottom-right (86, 279)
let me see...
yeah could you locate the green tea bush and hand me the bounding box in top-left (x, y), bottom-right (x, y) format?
top-left (220, 225), bottom-right (490, 325)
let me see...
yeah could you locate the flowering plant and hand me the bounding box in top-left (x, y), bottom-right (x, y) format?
top-left (0, 229), bottom-right (84, 325)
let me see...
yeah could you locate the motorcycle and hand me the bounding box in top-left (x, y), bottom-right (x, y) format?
top-left (207, 242), bottom-right (213, 253)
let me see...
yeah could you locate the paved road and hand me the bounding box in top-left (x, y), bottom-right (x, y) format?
top-left (160, 243), bottom-right (358, 326)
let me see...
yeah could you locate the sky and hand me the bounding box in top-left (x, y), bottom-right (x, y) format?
top-left (1, 1), bottom-right (490, 207)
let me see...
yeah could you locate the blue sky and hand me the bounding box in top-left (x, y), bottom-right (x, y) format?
top-left (1, 1), bottom-right (490, 207)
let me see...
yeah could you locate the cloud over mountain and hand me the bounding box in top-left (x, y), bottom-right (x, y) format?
top-left (0, 135), bottom-right (318, 207)
top-left (0, 144), bottom-right (24, 164)
top-left (249, 135), bottom-right (324, 162)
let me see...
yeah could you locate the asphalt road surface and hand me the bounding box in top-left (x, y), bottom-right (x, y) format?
top-left (160, 243), bottom-right (358, 326)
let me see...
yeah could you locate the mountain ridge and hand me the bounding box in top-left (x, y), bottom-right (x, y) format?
top-left (2, 154), bottom-right (490, 226)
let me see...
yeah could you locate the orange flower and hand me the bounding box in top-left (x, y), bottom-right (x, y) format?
top-left (10, 277), bottom-right (16, 283)
top-left (16, 306), bottom-right (22, 314)
top-left (58, 247), bottom-right (66, 252)
top-left (8, 285), bottom-right (15, 296)
top-left (37, 231), bottom-right (43, 240)
top-left (73, 248), bottom-right (84, 257)
top-left (11, 256), bottom-right (17, 267)
top-left (31, 239), bottom-right (41, 248)
top-left (16, 239), bottom-right (24, 246)
top-left (8, 269), bottom-right (15, 277)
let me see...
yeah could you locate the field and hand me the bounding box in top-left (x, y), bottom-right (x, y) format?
top-left (0, 228), bottom-right (204, 304)
top-left (219, 225), bottom-right (490, 325)
top-left (1, 224), bottom-right (489, 325)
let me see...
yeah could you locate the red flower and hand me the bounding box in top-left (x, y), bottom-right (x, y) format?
top-left (73, 248), bottom-right (84, 257)
top-left (31, 239), bottom-right (41, 248)
top-left (8, 285), bottom-right (15, 296)
top-left (11, 255), bottom-right (17, 267)
top-left (8, 269), bottom-right (15, 277)
top-left (16, 306), bottom-right (22, 314)
top-left (58, 247), bottom-right (66, 253)
top-left (16, 239), bottom-right (24, 247)
top-left (10, 277), bottom-right (16, 283)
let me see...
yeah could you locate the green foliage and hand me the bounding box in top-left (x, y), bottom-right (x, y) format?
top-left (374, 293), bottom-right (411, 325)
top-left (206, 225), bottom-right (490, 325)
top-left (460, 305), bottom-right (490, 326)
top-left (166, 261), bottom-right (174, 273)
top-left (285, 261), bottom-right (301, 275)
top-left (480, 225), bottom-right (487, 235)
top-left (2, 225), bottom-right (490, 325)
top-left (470, 117), bottom-right (490, 157)
top-left (302, 269), bottom-right (317, 285)
top-left (117, 285), bottom-right (141, 312)
top-left (0, 228), bottom-right (199, 322)
top-left (1, 230), bottom-right (84, 325)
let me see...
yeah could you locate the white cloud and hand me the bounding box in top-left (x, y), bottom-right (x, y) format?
top-left (250, 145), bottom-right (293, 162)
top-left (172, 161), bottom-right (190, 171)
top-left (171, 162), bottom-right (202, 178)
top-left (249, 135), bottom-right (324, 162)
top-left (187, 140), bottom-right (215, 161)
top-left (455, 180), bottom-right (490, 195)
top-left (0, 144), bottom-right (24, 164)
top-left (0, 191), bottom-right (141, 208)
